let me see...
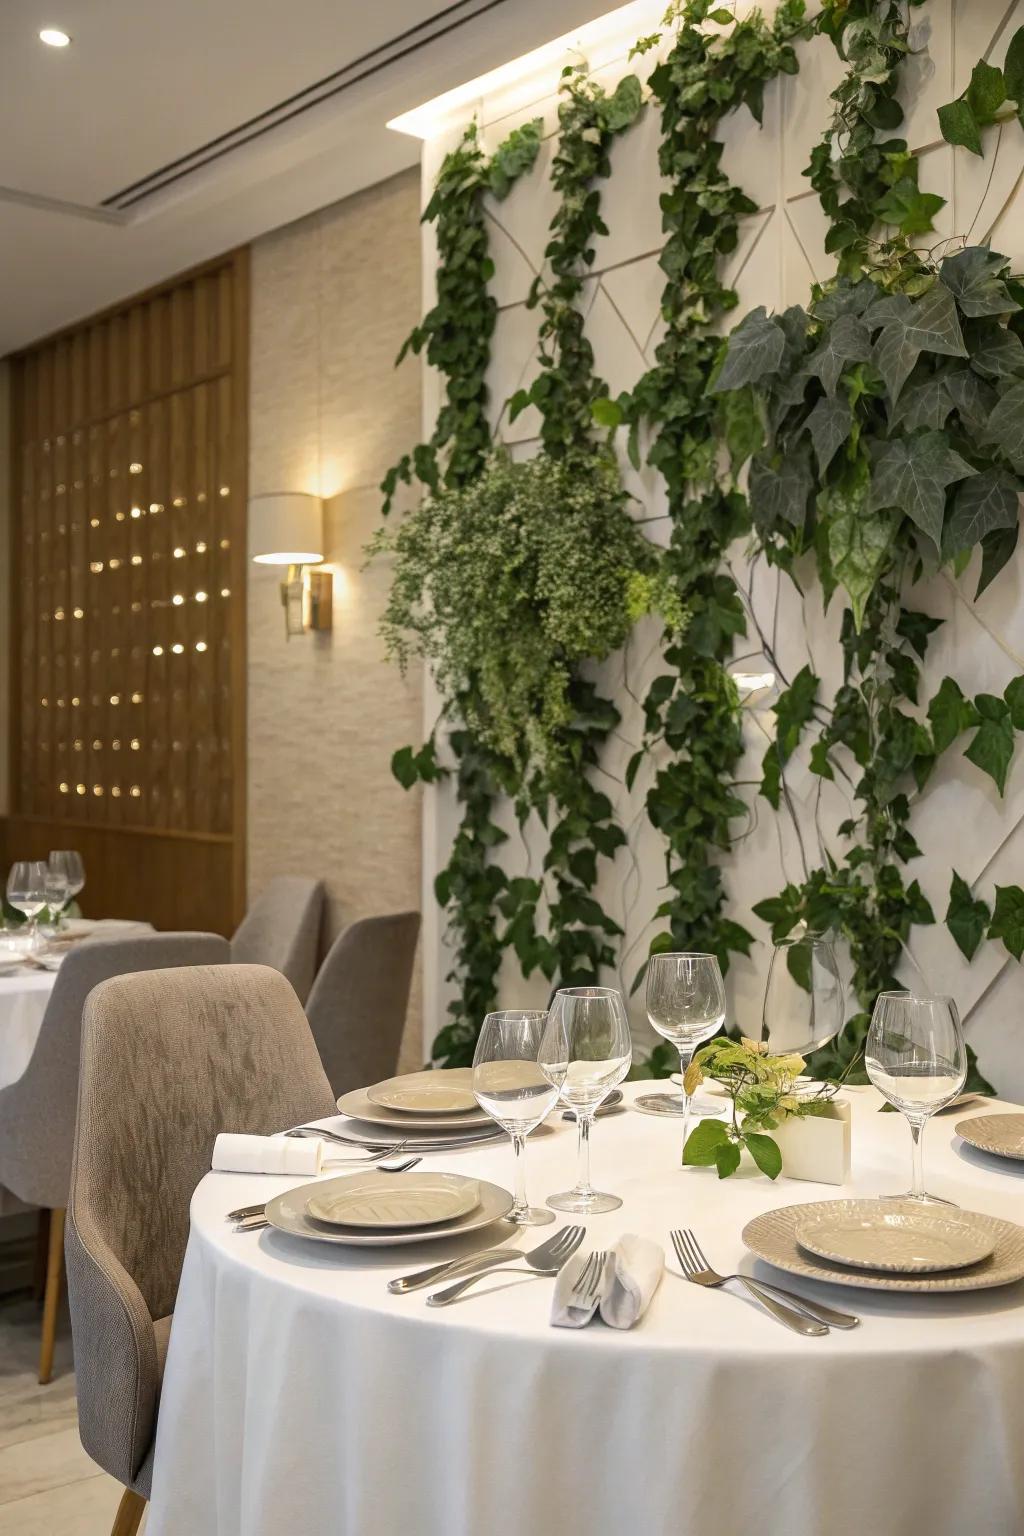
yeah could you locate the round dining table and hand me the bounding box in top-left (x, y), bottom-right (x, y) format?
top-left (148, 1083), bottom-right (1024, 1536)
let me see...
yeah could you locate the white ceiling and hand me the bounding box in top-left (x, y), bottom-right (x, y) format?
top-left (0, 0), bottom-right (605, 354)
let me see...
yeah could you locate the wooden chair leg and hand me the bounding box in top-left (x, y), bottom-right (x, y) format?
top-left (38, 1206), bottom-right (65, 1385)
top-left (111, 1488), bottom-right (147, 1536)
top-left (33, 1207), bottom-right (51, 1302)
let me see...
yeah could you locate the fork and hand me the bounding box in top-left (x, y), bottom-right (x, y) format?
top-left (671, 1230), bottom-right (859, 1330)
top-left (285, 1126), bottom-right (411, 1157)
top-left (426, 1225), bottom-right (584, 1305)
top-left (389, 1223), bottom-right (586, 1295)
top-left (671, 1230), bottom-right (829, 1336)
top-left (229, 1157), bottom-right (422, 1227)
top-left (571, 1250), bottom-right (607, 1306)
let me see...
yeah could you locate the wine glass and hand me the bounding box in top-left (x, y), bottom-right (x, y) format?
top-left (761, 931), bottom-right (844, 1077)
top-left (538, 986), bottom-right (632, 1214)
top-left (6, 861), bottom-right (48, 949)
top-left (635, 953), bottom-right (727, 1131)
top-left (866, 990), bottom-right (967, 1203)
top-left (473, 1011), bottom-right (557, 1226)
top-left (49, 850), bottom-right (84, 917)
top-left (41, 865), bottom-right (69, 935)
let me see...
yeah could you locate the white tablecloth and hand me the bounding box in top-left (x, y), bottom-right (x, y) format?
top-left (148, 1085), bottom-right (1024, 1536)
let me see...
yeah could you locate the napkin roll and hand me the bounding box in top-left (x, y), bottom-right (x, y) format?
top-left (551, 1233), bottom-right (664, 1330)
top-left (212, 1133), bottom-right (324, 1176)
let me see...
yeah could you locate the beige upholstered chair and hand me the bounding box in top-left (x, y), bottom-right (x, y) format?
top-left (65, 963), bottom-right (337, 1536)
top-left (305, 911), bottom-right (421, 1096)
top-left (230, 875), bottom-right (325, 1003)
top-left (0, 931), bottom-right (228, 1384)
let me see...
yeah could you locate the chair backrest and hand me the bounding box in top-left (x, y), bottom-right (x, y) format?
top-left (65, 963), bottom-right (337, 1488)
top-left (305, 911), bottom-right (420, 1096)
top-left (0, 931), bottom-right (229, 1211)
top-left (230, 875), bottom-right (324, 1003)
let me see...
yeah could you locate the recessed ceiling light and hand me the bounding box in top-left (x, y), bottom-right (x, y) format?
top-left (39, 27), bottom-right (71, 47)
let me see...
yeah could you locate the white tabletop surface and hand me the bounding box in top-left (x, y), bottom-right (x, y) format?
top-left (148, 1083), bottom-right (1024, 1536)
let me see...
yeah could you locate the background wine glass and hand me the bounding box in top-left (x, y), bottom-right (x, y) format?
top-left (635, 953), bottom-right (726, 1130)
top-left (473, 1011), bottom-right (557, 1226)
top-left (42, 865), bottom-right (69, 935)
top-left (6, 861), bottom-right (48, 949)
top-left (866, 990), bottom-right (967, 1203)
top-left (761, 931), bottom-right (843, 1072)
top-left (48, 850), bottom-right (84, 917)
top-left (538, 986), bottom-right (631, 1214)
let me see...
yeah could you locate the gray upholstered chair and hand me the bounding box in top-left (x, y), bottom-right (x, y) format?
top-left (305, 911), bottom-right (420, 1096)
top-left (0, 931), bottom-right (228, 1384)
top-left (65, 963), bottom-right (337, 1536)
top-left (230, 875), bottom-right (325, 1003)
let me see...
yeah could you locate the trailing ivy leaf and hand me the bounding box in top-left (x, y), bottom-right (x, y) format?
top-left (720, 386), bottom-right (764, 472)
top-left (944, 470), bottom-right (1022, 555)
top-left (390, 745), bottom-right (419, 790)
top-left (760, 666), bottom-right (819, 806)
top-left (874, 283), bottom-right (968, 401)
top-left (814, 279), bottom-right (877, 323)
top-left (1005, 675), bottom-right (1024, 731)
top-left (989, 884), bottom-right (1024, 961)
top-left (985, 381), bottom-right (1024, 472)
top-left (603, 73), bottom-right (644, 131)
top-left (869, 430), bottom-right (976, 550)
top-left (682, 1117), bottom-right (732, 1167)
top-left (807, 314), bottom-right (873, 396)
top-left (896, 608), bottom-right (943, 660)
top-left (743, 1131), bottom-right (782, 1179)
top-left (944, 367), bottom-right (998, 428)
top-left (804, 394), bottom-right (853, 473)
top-left (825, 458), bottom-right (892, 627)
top-left (967, 59), bottom-right (1007, 122)
top-left (875, 176), bottom-right (945, 236)
top-left (712, 307), bottom-right (787, 392)
top-left (760, 749), bottom-right (782, 809)
top-left (965, 693), bottom-right (1015, 794)
top-left (591, 396), bottom-right (623, 428)
top-left (1005, 25), bottom-right (1024, 107)
top-left (937, 97), bottom-right (983, 155)
top-left (965, 319), bottom-right (1024, 378)
top-left (748, 443), bottom-right (815, 531)
top-left (940, 248), bottom-right (1020, 318)
top-left (927, 676), bottom-right (979, 754)
top-left (977, 522), bottom-right (1020, 597)
top-left (888, 372), bottom-right (955, 433)
top-left (486, 118), bottom-right (543, 200)
top-left (946, 870), bottom-right (991, 961)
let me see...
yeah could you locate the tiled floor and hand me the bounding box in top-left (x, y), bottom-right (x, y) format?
top-left (0, 1296), bottom-right (143, 1534)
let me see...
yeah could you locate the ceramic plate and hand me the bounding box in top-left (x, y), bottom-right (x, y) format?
top-left (266, 1175), bottom-right (513, 1247)
top-left (306, 1172), bottom-right (479, 1229)
top-left (328, 1116), bottom-right (504, 1151)
top-left (795, 1203), bottom-right (993, 1273)
top-left (743, 1200), bottom-right (1024, 1292)
top-left (367, 1068), bottom-right (478, 1115)
top-left (955, 1114), bottom-right (1024, 1161)
top-left (337, 1084), bottom-right (489, 1130)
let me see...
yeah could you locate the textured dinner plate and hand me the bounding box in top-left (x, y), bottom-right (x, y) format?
top-left (955, 1114), bottom-right (1024, 1162)
top-left (328, 1116), bottom-right (504, 1151)
top-left (367, 1068), bottom-right (478, 1115)
top-left (337, 1084), bottom-right (489, 1130)
top-left (267, 1175), bottom-right (513, 1247)
top-left (306, 1172), bottom-right (480, 1229)
top-left (795, 1203), bottom-right (994, 1273)
top-left (743, 1200), bottom-right (1024, 1292)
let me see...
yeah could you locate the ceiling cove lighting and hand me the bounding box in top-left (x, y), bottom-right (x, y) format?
top-left (39, 27), bottom-right (71, 47)
top-left (386, 0), bottom-right (662, 139)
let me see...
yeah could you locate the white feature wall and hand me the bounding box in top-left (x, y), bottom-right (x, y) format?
top-left (416, 0), bottom-right (1024, 1095)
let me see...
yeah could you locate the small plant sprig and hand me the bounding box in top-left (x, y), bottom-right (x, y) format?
top-left (681, 1038), bottom-right (839, 1178)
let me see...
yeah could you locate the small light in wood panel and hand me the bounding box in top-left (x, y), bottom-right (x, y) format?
top-left (171, 643), bottom-right (184, 654)
top-left (111, 785), bottom-right (122, 797)
top-left (130, 506), bottom-right (142, 518)
top-left (59, 782), bottom-right (69, 793)
top-left (129, 462), bottom-right (143, 474)
top-left (173, 547), bottom-right (186, 558)
top-left (152, 645), bottom-right (164, 656)
top-left (195, 590), bottom-right (207, 603)
top-left (130, 785), bottom-right (141, 798)
top-left (172, 594), bottom-right (184, 606)
top-left (195, 641), bottom-right (207, 652)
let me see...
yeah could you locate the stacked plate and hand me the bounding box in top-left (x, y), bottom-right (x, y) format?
top-left (955, 1114), bottom-right (1024, 1163)
top-left (334, 1068), bottom-right (506, 1151)
top-left (265, 1169), bottom-right (514, 1249)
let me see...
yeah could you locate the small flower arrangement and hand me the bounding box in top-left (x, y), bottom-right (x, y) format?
top-left (681, 1037), bottom-right (839, 1179)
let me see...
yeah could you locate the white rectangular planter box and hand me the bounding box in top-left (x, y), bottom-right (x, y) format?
top-left (774, 1098), bottom-right (851, 1185)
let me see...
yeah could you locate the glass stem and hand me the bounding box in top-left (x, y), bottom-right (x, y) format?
top-left (511, 1133), bottom-right (528, 1218)
top-left (575, 1114), bottom-right (594, 1196)
top-left (678, 1045), bottom-right (693, 1163)
top-left (908, 1116), bottom-right (926, 1198)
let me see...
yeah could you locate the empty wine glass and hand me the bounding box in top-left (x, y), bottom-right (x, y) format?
top-left (866, 990), bottom-right (967, 1203)
top-left (635, 953), bottom-right (727, 1132)
top-left (761, 931), bottom-right (843, 1075)
top-left (49, 850), bottom-right (84, 916)
top-left (539, 986), bottom-right (632, 1214)
top-left (42, 865), bottom-right (69, 933)
top-left (473, 1011), bottom-right (557, 1226)
top-left (6, 861), bottom-right (48, 949)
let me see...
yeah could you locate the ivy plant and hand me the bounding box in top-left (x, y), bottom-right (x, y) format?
top-left (937, 26), bottom-right (1024, 157)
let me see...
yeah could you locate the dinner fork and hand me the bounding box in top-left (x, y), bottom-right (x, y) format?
top-left (426, 1225), bottom-right (584, 1305)
top-left (285, 1126), bottom-right (411, 1156)
top-left (671, 1230), bottom-right (859, 1330)
top-left (571, 1250), bottom-right (607, 1306)
top-left (671, 1230), bottom-right (829, 1336)
top-left (388, 1223), bottom-right (586, 1295)
top-left (228, 1157), bottom-right (422, 1226)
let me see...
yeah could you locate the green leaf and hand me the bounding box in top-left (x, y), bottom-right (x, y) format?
top-left (721, 387), bottom-right (763, 471)
top-left (944, 470), bottom-right (1021, 555)
top-left (804, 395), bottom-right (853, 473)
top-left (965, 693), bottom-right (1015, 794)
top-left (712, 307), bottom-right (787, 392)
top-left (591, 396), bottom-right (623, 428)
top-left (888, 372), bottom-right (955, 434)
top-left (743, 1131), bottom-right (783, 1179)
top-left (989, 884), bottom-right (1024, 960)
top-left (391, 745), bottom-right (418, 789)
top-left (748, 443), bottom-right (814, 532)
top-left (977, 522), bottom-right (1019, 597)
top-left (682, 1118), bottom-right (732, 1167)
top-left (940, 248), bottom-right (1020, 318)
top-left (874, 176), bottom-right (946, 236)
top-left (965, 319), bottom-right (1024, 378)
top-left (807, 315), bottom-right (873, 396)
top-left (937, 98), bottom-right (983, 156)
top-left (1004, 675), bottom-right (1024, 730)
top-left (1004, 26), bottom-right (1024, 107)
top-left (966, 60), bottom-right (1007, 124)
top-left (869, 430), bottom-right (976, 551)
top-left (715, 1140), bottom-right (743, 1179)
top-left (873, 283), bottom-right (968, 401)
top-left (985, 381), bottom-right (1024, 473)
top-left (487, 117), bottom-right (543, 200)
top-left (946, 870), bottom-right (991, 961)
top-left (896, 608), bottom-right (943, 659)
top-left (927, 676), bottom-right (979, 754)
top-left (604, 73), bottom-right (644, 132)
top-left (825, 458), bottom-right (892, 627)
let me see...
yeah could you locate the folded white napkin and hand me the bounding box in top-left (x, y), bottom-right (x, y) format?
top-left (551, 1233), bottom-right (664, 1330)
top-left (211, 1133), bottom-right (324, 1176)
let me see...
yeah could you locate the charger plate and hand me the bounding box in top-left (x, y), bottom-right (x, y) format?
top-left (743, 1200), bottom-right (1024, 1292)
top-left (328, 1116), bottom-right (503, 1151)
top-left (955, 1114), bottom-right (1024, 1162)
top-left (266, 1175), bottom-right (513, 1248)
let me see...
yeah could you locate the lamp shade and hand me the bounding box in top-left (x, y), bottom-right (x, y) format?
top-left (249, 493), bottom-right (324, 565)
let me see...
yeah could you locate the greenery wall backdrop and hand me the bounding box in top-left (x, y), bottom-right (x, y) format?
top-left (378, 0), bottom-right (1024, 1087)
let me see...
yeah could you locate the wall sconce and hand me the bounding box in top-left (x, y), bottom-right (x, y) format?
top-left (249, 492), bottom-right (333, 637)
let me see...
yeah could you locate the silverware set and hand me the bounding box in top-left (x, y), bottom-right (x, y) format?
top-left (425, 1225), bottom-right (584, 1306)
top-left (670, 1229), bottom-right (859, 1335)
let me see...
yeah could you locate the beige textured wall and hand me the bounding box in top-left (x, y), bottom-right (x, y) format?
top-left (248, 168), bottom-right (424, 1068)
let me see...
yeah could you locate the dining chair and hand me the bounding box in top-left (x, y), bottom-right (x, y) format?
top-left (230, 874), bottom-right (325, 1003)
top-left (65, 963), bottom-right (338, 1536)
top-left (0, 931), bottom-right (228, 1385)
top-left (305, 911), bottom-right (420, 1096)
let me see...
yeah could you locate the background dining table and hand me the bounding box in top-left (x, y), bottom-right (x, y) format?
top-left (148, 1083), bottom-right (1024, 1536)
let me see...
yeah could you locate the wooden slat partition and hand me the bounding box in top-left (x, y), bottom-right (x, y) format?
top-left (3, 252), bottom-right (249, 935)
